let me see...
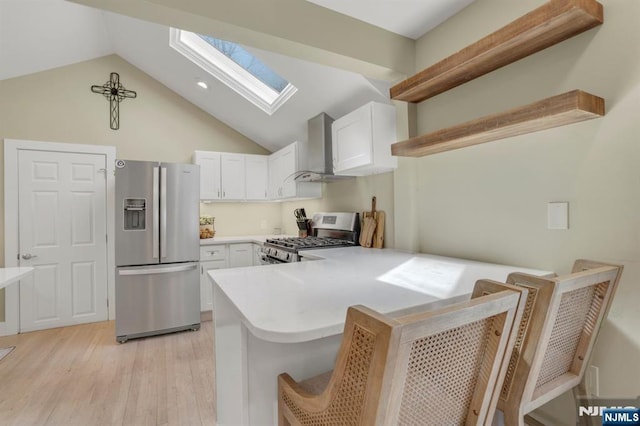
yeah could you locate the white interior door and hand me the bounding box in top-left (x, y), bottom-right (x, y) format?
top-left (18, 149), bottom-right (108, 332)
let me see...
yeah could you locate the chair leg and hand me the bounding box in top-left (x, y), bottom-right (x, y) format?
top-left (502, 407), bottom-right (526, 426)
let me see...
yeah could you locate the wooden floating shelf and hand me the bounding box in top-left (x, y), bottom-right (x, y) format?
top-left (390, 0), bottom-right (603, 103)
top-left (391, 90), bottom-right (604, 158)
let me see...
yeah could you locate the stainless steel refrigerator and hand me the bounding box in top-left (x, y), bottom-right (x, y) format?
top-left (114, 159), bottom-right (200, 343)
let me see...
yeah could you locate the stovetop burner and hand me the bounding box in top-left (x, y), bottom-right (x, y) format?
top-left (265, 236), bottom-right (355, 250)
top-left (259, 212), bottom-right (360, 264)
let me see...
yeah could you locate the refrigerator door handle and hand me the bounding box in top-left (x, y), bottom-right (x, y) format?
top-left (118, 263), bottom-right (197, 276)
top-left (160, 167), bottom-right (167, 259)
top-left (152, 166), bottom-right (160, 259)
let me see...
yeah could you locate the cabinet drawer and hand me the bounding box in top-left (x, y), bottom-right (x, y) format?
top-left (200, 245), bottom-right (227, 261)
top-left (201, 259), bottom-right (228, 272)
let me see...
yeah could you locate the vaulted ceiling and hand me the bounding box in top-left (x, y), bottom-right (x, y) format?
top-left (0, 0), bottom-right (474, 152)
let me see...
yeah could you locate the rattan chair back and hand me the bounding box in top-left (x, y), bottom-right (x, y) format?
top-left (497, 260), bottom-right (623, 425)
top-left (278, 280), bottom-right (527, 426)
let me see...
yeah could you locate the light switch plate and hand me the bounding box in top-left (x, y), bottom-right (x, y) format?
top-left (548, 202), bottom-right (569, 230)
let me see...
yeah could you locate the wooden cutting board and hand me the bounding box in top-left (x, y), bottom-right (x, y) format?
top-left (372, 210), bottom-right (385, 248)
top-left (359, 196), bottom-right (377, 248)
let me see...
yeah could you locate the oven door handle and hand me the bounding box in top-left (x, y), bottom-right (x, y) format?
top-left (258, 249), bottom-right (286, 264)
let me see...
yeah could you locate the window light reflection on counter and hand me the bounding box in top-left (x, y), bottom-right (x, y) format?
top-left (376, 258), bottom-right (465, 299)
top-left (169, 28), bottom-right (297, 115)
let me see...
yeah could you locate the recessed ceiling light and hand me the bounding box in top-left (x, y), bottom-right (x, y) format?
top-left (196, 80), bottom-right (208, 89)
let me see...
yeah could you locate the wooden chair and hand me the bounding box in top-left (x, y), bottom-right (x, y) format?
top-left (496, 259), bottom-right (623, 426)
top-left (278, 280), bottom-right (528, 425)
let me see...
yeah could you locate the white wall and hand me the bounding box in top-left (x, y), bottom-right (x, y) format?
top-left (409, 0), bottom-right (640, 423)
top-left (200, 202), bottom-right (283, 237)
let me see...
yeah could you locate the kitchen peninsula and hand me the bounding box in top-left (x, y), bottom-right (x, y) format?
top-left (209, 247), bottom-right (549, 425)
top-left (0, 267), bottom-right (34, 291)
top-left (0, 267), bottom-right (34, 359)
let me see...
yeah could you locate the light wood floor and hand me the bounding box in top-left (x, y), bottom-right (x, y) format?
top-left (0, 319), bottom-right (215, 426)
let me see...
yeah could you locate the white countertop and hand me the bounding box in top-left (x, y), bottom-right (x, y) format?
top-left (0, 267), bottom-right (34, 290)
top-left (209, 247), bottom-right (549, 343)
top-left (200, 234), bottom-right (294, 245)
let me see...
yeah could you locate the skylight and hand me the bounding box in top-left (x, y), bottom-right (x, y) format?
top-left (169, 28), bottom-right (297, 115)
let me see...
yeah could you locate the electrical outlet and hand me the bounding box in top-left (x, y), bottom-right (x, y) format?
top-left (586, 365), bottom-right (600, 397)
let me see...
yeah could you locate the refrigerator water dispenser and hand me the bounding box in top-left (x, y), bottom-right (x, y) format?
top-left (124, 198), bottom-right (146, 230)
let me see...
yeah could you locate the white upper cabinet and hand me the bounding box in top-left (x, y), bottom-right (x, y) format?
top-left (194, 142), bottom-right (320, 202)
top-left (221, 153), bottom-right (246, 200)
top-left (332, 102), bottom-right (397, 176)
top-left (193, 151), bottom-right (221, 200)
top-left (268, 142), bottom-right (321, 200)
top-left (245, 154), bottom-right (268, 200)
top-left (269, 143), bottom-right (296, 199)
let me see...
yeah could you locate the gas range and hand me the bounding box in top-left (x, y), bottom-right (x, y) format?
top-left (258, 212), bottom-right (360, 264)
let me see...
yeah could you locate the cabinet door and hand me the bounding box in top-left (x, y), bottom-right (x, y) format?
top-left (200, 259), bottom-right (227, 311)
top-left (252, 243), bottom-right (261, 266)
top-left (268, 153), bottom-right (280, 199)
top-left (221, 154), bottom-right (246, 200)
top-left (245, 155), bottom-right (268, 200)
top-left (193, 151), bottom-right (221, 200)
top-left (279, 144), bottom-right (297, 198)
top-left (268, 142), bottom-right (302, 200)
top-left (229, 243), bottom-right (253, 268)
top-left (332, 105), bottom-right (373, 173)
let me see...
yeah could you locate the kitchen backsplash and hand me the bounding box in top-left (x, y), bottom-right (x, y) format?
top-left (199, 202), bottom-right (283, 237)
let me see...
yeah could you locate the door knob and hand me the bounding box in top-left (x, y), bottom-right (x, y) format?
top-left (21, 253), bottom-right (37, 260)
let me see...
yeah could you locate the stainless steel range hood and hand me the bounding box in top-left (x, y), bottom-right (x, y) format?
top-left (293, 112), bottom-right (354, 183)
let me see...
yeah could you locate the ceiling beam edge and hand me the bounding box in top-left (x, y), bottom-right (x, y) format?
top-left (68, 0), bottom-right (415, 83)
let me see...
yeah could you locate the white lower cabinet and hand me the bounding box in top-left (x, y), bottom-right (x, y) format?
top-left (200, 259), bottom-right (227, 311)
top-left (199, 245), bottom-right (227, 311)
top-left (199, 242), bottom-right (263, 311)
top-left (229, 243), bottom-right (253, 268)
top-left (253, 243), bottom-right (262, 265)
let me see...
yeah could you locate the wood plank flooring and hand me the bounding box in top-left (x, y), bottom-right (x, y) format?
top-left (0, 319), bottom-right (215, 426)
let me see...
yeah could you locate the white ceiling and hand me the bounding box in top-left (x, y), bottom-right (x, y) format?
top-left (0, 0), bottom-right (474, 152)
top-left (306, 0), bottom-right (475, 39)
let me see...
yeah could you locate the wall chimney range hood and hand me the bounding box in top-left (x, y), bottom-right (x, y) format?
top-left (293, 112), bottom-right (354, 183)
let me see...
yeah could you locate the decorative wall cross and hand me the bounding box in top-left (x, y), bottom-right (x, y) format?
top-left (91, 72), bottom-right (137, 130)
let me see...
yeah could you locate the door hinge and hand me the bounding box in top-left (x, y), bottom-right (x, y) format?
top-left (106, 234), bottom-right (108, 243)
top-left (16, 253), bottom-right (20, 260)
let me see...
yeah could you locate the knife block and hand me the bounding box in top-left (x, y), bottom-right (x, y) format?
top-left (297, 219), bottom-right (311, 238)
